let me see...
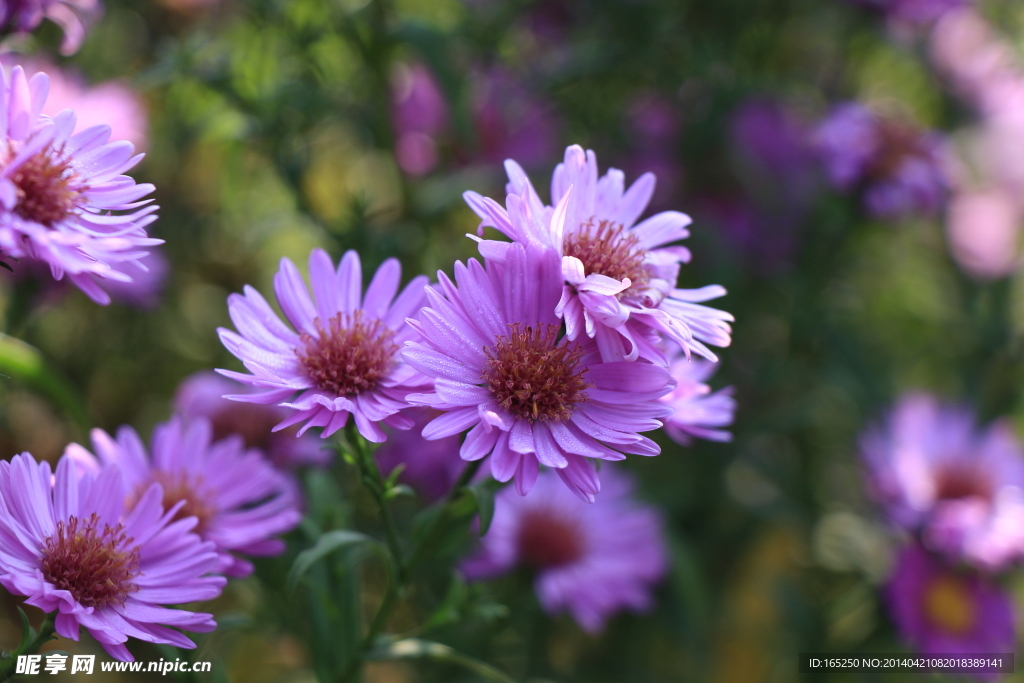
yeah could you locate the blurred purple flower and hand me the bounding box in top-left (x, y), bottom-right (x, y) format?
top-left (461, 467), bottom-right (667, 633)
top-left (853, 0), bottom-right (969, 25)
top-left (391, 63), bottom-right (449, 176)
top-left (67, 417), bottom-right (302, 578)
top-left (861, 393), bottom-right (1024, 570)
top-left (403, 242), bottom-right (674, 502)
top-left (621, 95), bottom-right (684, 209)
top-left (102, 248), bottom-right (168, 309)
top-left (217, 249), bottom-right (430, 443)
top-left (660, 351), bottom-right (735, 445)
top-left (0, 0), bottom-right (101, 54)
top-left (375, 408), bottom-right (465, 503)
top-left (0, 452), bottom-right (224, 661)
top-left (174, 371), bottom-right (328, 470)
top-left (887, 544), bottom-right (1015, 660)
top-left (0, 65), bottom-right (161, 305)
top-left (469, 67), bottom-right (558, 168)
top-left (813, 104), bottom-right (949, 217)
top-left (698, 197), bottom-right (800, 273)
top-left (466, 144), bottom-right (733, 364)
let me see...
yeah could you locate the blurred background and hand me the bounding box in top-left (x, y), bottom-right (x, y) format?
top-left (2, 0), bottom-right (1024, 680)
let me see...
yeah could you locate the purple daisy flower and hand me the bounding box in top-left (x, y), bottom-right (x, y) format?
top-left (465, 144), bottom-right (732, 363)
top-left (461, 467), bottom-right (667, 633)
top-left (661, 351), bottom-right (736, 445)
top-left (0, 452), bottom-right (224, 661)
top-left (403, 241), bottom-right (674, 502)
top-left (66, 417), bottom-right (302, 578)
top-left (174, 371), bottom-right (329, 470)
top-left (375, 409), bottom-right (466, 503)
top-left (1, 0), bottom-right (101, 55)
top-left (813, 103), bottom-right (949, 218)
top-left (0, 65), bottom-right (161, 305)
top-left (861, 393), bottom-right (1024, 570)
top-left (887, 544), bottom-right (1015, 660)
top-left (217, 249), bottom-right (430, 443)
top-left (853, 0), bottom-right (969, 25)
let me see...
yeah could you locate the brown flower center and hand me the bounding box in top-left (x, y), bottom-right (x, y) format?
top-left (297, 311), bottom-right (398, 396)
top-left (483, 323), bottom-right (590, 422)
top-left (10, 146), bottom-right (84, 226)
top-left (923, 575), bottom-right (976, 636)
top-left (933, 464), bottom-right (993, 504)
top-left (131, 471), bottom-right (217, 536)
top-left (563, 217), bottom-right (650, 289)
top-left (517, 509), bottom-right (586, 569)
top-left (866, 122), bottom-right (928, 183)
top-left (41, 514), bottom-right (140, 608)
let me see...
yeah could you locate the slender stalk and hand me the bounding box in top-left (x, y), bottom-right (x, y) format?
top-left (0, 613), bottom-right (56, 683)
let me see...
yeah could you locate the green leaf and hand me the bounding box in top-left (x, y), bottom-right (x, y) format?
top-left (420, 573), bottom-right (468, 632)
top-left (467, 481), bottom-right (497, 536)
top-left (384, 484), bottom-right (414, 500)
top-left (15, 607), bottom-right (32, 653)
top-left (287, 530), bottom-right (377, 594)
top-left (368, 639), bottom-right (517, 683)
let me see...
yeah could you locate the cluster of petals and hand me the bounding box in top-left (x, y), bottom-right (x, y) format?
top-left (217, 249), bottom-right (430, 443)
top-left (402, 242), bottom-right (674, 502)
top-left (660, 350), bottom-right (736, 445)
top-left (861, 393), bottom-right (1024, 570)
top-left (66, 417), bottom-right (301, 578)
top-left (0, 452), bottom-right (224, 661)
top-left (886, 543), bottom-right (1014, 658)
top-left (0, 65), bottom-right (161, 304)
top-left (464, 144), bottom-right (733, 364)
top-left (461, 467), bottom-right (667, 632)
top-left (813, 103), bottom-right (948, 218)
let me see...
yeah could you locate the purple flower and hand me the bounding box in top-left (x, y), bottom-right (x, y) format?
top-left (66, 417), bottom-right (302, 578)
top-left (0, 66), bottom-right (161, 305)
top-left (465, 144), bottom-right (733, 363)
top-left (461, 467), bottom-right (667, 633)
top-left (217, 249), bottom-right (430, 443)
top-left (661, 351), bottom-right (735, 445)
top-left (391, 63), bottom-right (449, 176)
top-left (403, 242), bottom-right (674, 502)
top-left (0, 0), bottom-right (101, 54)
top-left (813, 104), bottom-right (949, 217)
top-left (0, 452), bottom-right (224, 661)
top-left (887, 544), bottom-right (1014, 660)
top-left (861, 393), bottom-right (1024, 570)
top-left (174, 371), bottom-right (329, 470)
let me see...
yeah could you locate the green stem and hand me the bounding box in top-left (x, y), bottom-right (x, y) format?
top-left (0, 613), bottom-right (56, 683)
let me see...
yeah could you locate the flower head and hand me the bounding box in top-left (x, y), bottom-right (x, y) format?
top-left (814, 104), bottom-right (948, 217)
top-left (886, 544), bottom-right (1015, 659)
top-left (0, 65), bottom-right (161, 305)
top-left (853, 0), bottom-right (969, 25)
top-left (66, 417), bottom-right (302, 578)
top-left (217, 249), bottom-right (430, 443)
top-left (174, 371), bottom-right (329, 470)
top-left (461, 467), bottom-right (667, 633)
top-left (0, 452), bottom-right (224, 661)
top-left (403, 242), bottom-right (674, 502)
top-left (661, 351), bottom-right (735, 445)
top-left (861, 393), bottom-right (1024, 570)
top-left (465, 144), bottom-right (732, 363)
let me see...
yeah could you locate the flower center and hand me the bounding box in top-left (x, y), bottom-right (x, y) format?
top-left (923, 575), bottom-right (976, 636)
top-left (484, 323), bottom-right (590, 422)
top-left (41, 513), bottom-right (140, 609)
top-left (563, 217), bottom-right (650, 289)
top-left (517, 509), bottom-right (586, 569)
top-left (933, 464), bottom-right (993, 504)
top-left (132, 471), bottom-right (217, 536)
top-left (10, 146), bottom-right (84, 226)
top-left (866, 122), bottom-right (927, 183)
top-left (210, 403), bottom-right (277, 453)
top-left (297, 311), bottom-right (398, 397)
